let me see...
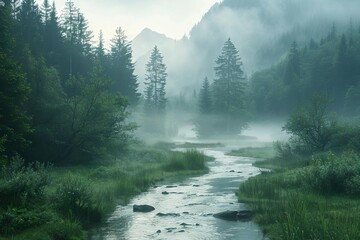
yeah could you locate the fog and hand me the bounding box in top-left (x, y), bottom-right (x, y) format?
top-left (132, 0), bottom-right (360, 97)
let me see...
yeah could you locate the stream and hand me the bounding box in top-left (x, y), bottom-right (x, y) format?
top-left (88, 145), bottom-right (266, 240)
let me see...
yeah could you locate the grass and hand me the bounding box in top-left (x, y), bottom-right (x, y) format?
top-left (0, 143), bottom-right (210, 240)
top-left (176, 142), bottom-right (224, 148)
top-left (227, 146), bottom-right (276, 159)
top-left (238, 153), bottom-right (360, 239)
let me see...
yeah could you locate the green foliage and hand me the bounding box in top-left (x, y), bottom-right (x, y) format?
top-left (0, 157), bottom-right (51, 235)
top-left (239, 167), bottom-right (360, 240)
top-left (195, 77), bottom-right (214, 138)
top-left (163, 150), bottom-right (207, 172)
top-left (308, 152), bottom-right (360, 195)
top-left (198, 77), bottom-right (212, 115)
top-left (53, 174), bottom-right (101, 224)
top-left (142, 46), bottom-right (168, 135)
top-left (283, 95), bottom-right (338, 153)
top-left (228, 146), bottom-right (276, 159)
top-left (0, 6), bottom-right (32, 158)
top-left (144, 45), bottom-right (167, 112)
top-left (57, 67), bottom-right (135, 163)
top-left (249, 24), bottom-right (360, 117)
top-left (212, 38), bottom-right (247, 134)
top-left (110, 27), bottom-right (139, 104)
top-left (0, 157), bottom-right (50, 208)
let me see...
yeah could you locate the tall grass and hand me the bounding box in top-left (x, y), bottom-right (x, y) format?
top-left (0, 145), bottom-right (209, 239)
top-left (163, 149), bottom-right (207, 172)
top-left (238, 160), bottom-right (360, 240)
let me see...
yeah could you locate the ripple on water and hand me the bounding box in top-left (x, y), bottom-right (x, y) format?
top-left (88, 148), bottom-right (264, 240)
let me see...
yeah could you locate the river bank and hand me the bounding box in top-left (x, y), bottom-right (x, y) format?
top-left (0, 143), bottom-right (210, 240)
top-left (88, 145), bottom-right (265, 240)
top-left (236, 147), bottom-right (360, 240)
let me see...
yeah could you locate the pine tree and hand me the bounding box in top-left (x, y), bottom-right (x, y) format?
top-left (42, 2), bottom-right (63, 62)
top-left (213, 38), bottom-right (246, 134)
top-left (144, 46), bottom-right (167, 112)
top-left (18, 0), bottom-right (42, 55)
top-left (75, 11), bottom-right (93, 56)
top-left (284, 40), bottom-right (300, 84)
top-left (61, 0), bottom-right (93, 77)
top-left (109, 27), bottom-right (139, 104)
top-left (95, 30), bottom-right (106, 64)
top-left (61, 0), bottom-right (77, 43)
top-left (40, 0), bottom-right (51, 23)
top-left (195, 77), bottom-right (214, 138)
top-left (0, 5), bottom-right (32, 158)
top-left (198, 77), bottom-right (212, 114)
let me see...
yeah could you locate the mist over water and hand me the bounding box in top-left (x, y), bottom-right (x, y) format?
top-left (88, 148), bottom-right (266, 240)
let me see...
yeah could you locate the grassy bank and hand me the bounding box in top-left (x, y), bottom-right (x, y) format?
top-left (237, 151), bottom-right (360, 239)
top-left (0, 143), bottom-right (210, 240)
top-left (227, 146), bottom-right (276, 159)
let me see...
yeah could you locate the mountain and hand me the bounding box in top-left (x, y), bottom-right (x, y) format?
top-left (132, 28), bottom-right (176, 61)
top-left (132, 0), bottom-right (360, 98)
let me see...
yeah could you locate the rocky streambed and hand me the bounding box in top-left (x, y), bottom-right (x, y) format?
top-left (88, 148), bottom-right (265, 240)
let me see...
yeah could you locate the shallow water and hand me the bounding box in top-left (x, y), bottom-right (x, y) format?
top-left (88, 148), bottom-right (265, 240)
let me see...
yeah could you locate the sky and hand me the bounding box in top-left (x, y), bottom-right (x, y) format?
top-left (36, 0), bottom-right (222, 43)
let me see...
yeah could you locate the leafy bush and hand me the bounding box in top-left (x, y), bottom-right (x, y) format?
top-left (283, 95), bottom-right (338, 154)
top-left (308, 152), bottom-right (360, 195)
top-left (0, 208), bottom-right (53, 235)
top-left (0, 156), bottom-right (50, 208)
top-left (45, 219), bottom-right (83, 240)
top-left (53, 174), bottom-right (100, 224)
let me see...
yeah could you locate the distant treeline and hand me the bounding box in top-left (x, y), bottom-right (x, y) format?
top-left (249, 22), bottom-right (360, 117)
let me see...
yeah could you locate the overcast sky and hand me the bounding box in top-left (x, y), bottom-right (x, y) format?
top-left (36, 0), bottom-right (221, 44)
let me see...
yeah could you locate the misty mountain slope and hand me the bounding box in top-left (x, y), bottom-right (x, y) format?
top-left (132, 0), bottom-right (360, 97)
top-left (132, 28), bottom-right (176, 60)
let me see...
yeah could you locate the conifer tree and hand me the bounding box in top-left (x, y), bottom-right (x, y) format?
top-left (110, 27), bottom-right (139, 104)
top-left (198, 77), bottom-right (212, 114)
top-left (195, 77), bottom-right (214, 138)
top-left (18, 0), bottom-right (42, 55)
top-left (0, 5), bottom-right (32, 158)
top-left (144, 46), bottom-right (167, 112)
top-left (40, 0), bottom-right (51, 23)
top-left (284, 40), bottom-right (300, 84)
top-left (213, 38), bottom-right (246, 134)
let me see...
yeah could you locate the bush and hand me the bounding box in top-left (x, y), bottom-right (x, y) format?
top-left (309, 152), bottom-right (360, 195)
top-left (0, 156), bottom-right (50, 208)
top-left (283, 95), bottom-right (338, 153)
top-left (45, 219), bottom-right (83, 240)
top-left (53, 174), bottom-right (100, 224)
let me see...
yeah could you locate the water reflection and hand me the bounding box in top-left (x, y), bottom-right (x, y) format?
top-left (88, 148), bottom-right (265, 240)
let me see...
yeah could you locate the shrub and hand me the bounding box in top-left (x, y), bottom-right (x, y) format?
top-left (53, 174), bottom-right (100, 224)
top-left (0, 208), bottom-right (53, 235)
top-left (45, 219), bottom-right (83, 240)
top-left (0, 156), bottom-right (50, 208)
top-left (309, 152), bottom-right (360, 195)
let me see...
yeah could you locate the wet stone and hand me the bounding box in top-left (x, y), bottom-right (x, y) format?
top-left (178, 230), bottom-right (185, 233)
top-left (162, 191), bottom-right (169, 195)
top-left (180, 222), bottom-right (190, 226)
top-left (213, 210), bottom-right (254, 221)
top-left (156, 230), bottom-right (161, 234)
top-left (156, 212), bottom-right (180, 217)
top-left (166, 185), bottom-right (177, 188)
top-left (133, 204), bottom-right (155, 212)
